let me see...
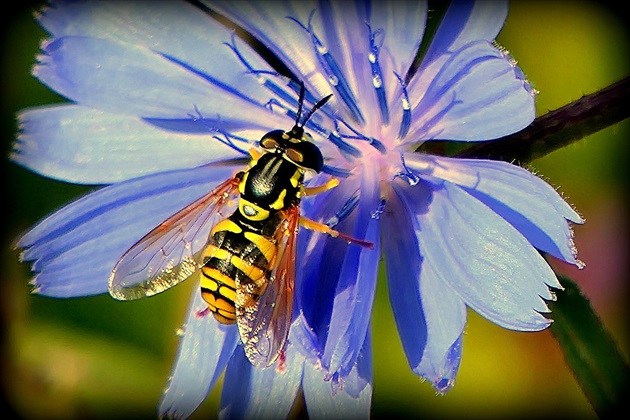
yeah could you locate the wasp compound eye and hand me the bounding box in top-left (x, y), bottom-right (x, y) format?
top-left (285, 148), bottom-right (304, 164)
top-left (260, 131), bottom-right (284, 150)
top-left (292, 141), bottom-right (324, 173)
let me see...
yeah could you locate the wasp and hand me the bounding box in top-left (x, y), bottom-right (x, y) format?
top-left (108, 84), bottom-right (373, 367)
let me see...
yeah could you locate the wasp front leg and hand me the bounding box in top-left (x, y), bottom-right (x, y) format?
top-left (299, 177), bottom-right (373, 248)
top-left (302, 178), bottom-right (340, 197)
top-left (298, 216), bottom-right (374, 248)
top-left (248, 147), bottom-right (263, 162)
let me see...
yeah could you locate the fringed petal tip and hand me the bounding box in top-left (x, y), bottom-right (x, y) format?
top-left (413, 334), bottom-right (463, 395)
top-left (302, 351), bottom-right (372, 420)
top-left (432, 377), bottom-right (455, 395)
top-left (406, 40), bottom-right (536, 143)
top-left (159, 288), bottom-right (239, 420)
top-left (28, 278), bottom-right (42, 295)
top-left (492, 42), bottom-right (538, 99)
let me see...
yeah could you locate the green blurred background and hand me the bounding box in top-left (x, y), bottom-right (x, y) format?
top-left (2, 1), bottom-right (628, 418)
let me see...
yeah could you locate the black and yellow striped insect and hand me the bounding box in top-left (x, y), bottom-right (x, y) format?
top-left (108, 84), bottom-right (372, 367)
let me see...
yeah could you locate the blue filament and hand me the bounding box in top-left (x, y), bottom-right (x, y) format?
top-left (224, 34), bottom-right (303, 120)
top-left (158, 51), bottom-right (258, 106)
top-left (366, 23), bottom-right (390, 125)
top-left (394, 72), bottom-right (412, 139)
top-left (370, 199), bottom-right (387, 220)
top-left (287, 12), bottom-right (365, 125)
top-left (334, 119), bottom-right (386, 154)
top-left (393, 152), bottom-right (420, 186)
top-left (322, 165), bottom-right (352, 178)
top-left (211, 131), bottom-right (253, 155)
top-left (307, 119), bottom-right (362, 158)
top-left (326, 192), bottom-right (360, 227)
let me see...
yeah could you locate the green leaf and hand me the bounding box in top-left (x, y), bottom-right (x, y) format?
top-left (549, 275), bottom-right (630, 417)
top-left (457, 76), bottom-right (630, 163)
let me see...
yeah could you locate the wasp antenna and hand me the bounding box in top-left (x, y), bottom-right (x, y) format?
top-left (301, 93), bottom-right (332, 126)
top-left (295, 81), bottom-right (306, 127)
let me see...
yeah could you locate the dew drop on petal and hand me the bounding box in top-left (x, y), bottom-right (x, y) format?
top-left (372, 75), bottom-right (382, 89)
top-left (403, 173), bottom-right (419, 186)
top-left (328, 75), bottom-right (339, 86)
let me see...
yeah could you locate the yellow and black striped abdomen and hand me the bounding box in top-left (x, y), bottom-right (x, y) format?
top-left (199, 214), bottom-right (279, 324)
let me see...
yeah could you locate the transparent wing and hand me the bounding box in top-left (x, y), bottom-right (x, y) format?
top-left (237, 206), bottom-right (299, 368)
top-left (109, 177), bottom-right (240, 300)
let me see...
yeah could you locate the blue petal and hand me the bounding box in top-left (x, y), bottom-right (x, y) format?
top-left (210, 1), bottom-right (332, 101)
top-left (297, 177), bottom-right (361, 348)
top-left (369, 1), bottom-right (427, 77)
top-left (406, 154), bottom-right (583, 265)
top-left (219, 344), bottom-right (304, 419)
top-left (303, 332), bottom-right (372, 419)
top-left (159, 286), bottom-right (239, 419)
top-left (368, 1), bottom-right (427, 126)
top-left (413, 259), bottom-right (465, 393)
top-left (16, 164), bottom-right (238, 297)
top-left (35, 35), bottom-right (291, 130)
top-left (314, 1), bottom-right (369, 123)
top-left (384, 180), bottom-right (466, 392)
top-left (289, 313), bottom-right (325, 366)
top-left (38, 0), bottom-right (278, 107)
top-left (215, 1), bottom-right (428, 129)
top-left (297, 171), bottom-right (380, 380)
top-left (413, 180), bottom-right (561, 331)
top-left (419, 0), bottom-right (507, 70)
top-left (405, 40), bottom-right (535, 142)
top-left (13, 105), bottom-right (246, 184)
top-left (314, 1), bottom-right (428, 126)
top-left (320, 167), bottom-right (381, 379)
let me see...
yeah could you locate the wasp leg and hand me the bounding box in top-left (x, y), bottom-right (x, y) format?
top-left (298, 216), bottom-right (374, 248)
top-left (302, 178), bottom-right (340, 197)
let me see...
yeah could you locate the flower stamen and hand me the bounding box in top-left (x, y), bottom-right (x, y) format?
top-left (394, 72), bottom-right (412, 139)
top-left (334, 119), bottom-right (387, 154)
top-left (325, 192), bottom-right (360, 228)
top-left (322, 165), bottom-right (352, 178)
top-left (366, 23), bottom-right (389, 125)
top-left (393, 152), bottom-right (420, 186)
top-left (224, 33), bottom-right (306, 119)
top-left (307, 118), bottom-right (362, 158)
top-left (184, 106), bottom-right (253, 155)
top-left (287, 11), bottom-right (365, 125)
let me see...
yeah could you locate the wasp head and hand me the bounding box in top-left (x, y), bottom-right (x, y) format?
top-left (259, 83), bottom-right (331, 173)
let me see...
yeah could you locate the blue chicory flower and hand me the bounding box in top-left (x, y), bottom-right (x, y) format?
top-left (13, 0), bottom-right (583, 418)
